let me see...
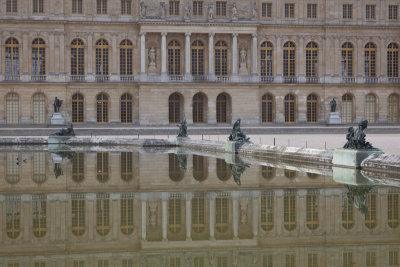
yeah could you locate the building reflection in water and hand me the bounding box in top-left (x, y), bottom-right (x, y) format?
top-left (0, 150), bottom-right (399, 266)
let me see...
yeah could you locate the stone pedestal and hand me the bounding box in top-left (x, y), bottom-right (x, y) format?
top-left (50, 112), bottom-right (65, 125)
top-left (332, 148), bottom-right (384, 168)
top-left (332, 167), bottom-right (379, 185)
top-left (175, 137), bottom-right (188, 145)
top-left (225, 141), bottom-right (237, 153)
top-left (328, 112), bottom-right (341, 124)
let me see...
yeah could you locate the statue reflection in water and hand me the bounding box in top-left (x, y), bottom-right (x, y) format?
top-left (344, 184), bottom-right (375, 215)
top-left (230, 156), bottom-right (250, 186)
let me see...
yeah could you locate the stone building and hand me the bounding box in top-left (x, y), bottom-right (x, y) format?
top-left (0, 0), bottom-right (399, 125)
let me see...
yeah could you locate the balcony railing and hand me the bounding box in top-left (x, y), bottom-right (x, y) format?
top-left (70, 75), bottom-right (86, 81)
top-left (4, 74), bottom-right (20, 81)
top-left (192, 75), bottom-right (208, 81)
top-left (388, 77), bottom-right (400, 83)
top-left (95, 75), bottom-right (110, 82)
top-left (283, 76), bottom-right (297, 83)
top-left (120, 75), bottom-right (135, 82)
top-left (260, 76), bottom-right (274, 83)
top-left (216, 75), bottom-right (230, 82)
top-left (31, 75), bottom-right (47, 81)
top-left (306, 77), bottom-right (319, 83)
top-left (169, 75), bottom-right (184, 81)
top-left (365, 77), bottom-right (378, 83)
top-left (342, 77), bottom-right (355, 83)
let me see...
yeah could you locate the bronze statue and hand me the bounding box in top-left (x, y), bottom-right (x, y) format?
top-left (229, 118), bottom-right (250, 143)
top-left (330, 98), bottom-right (337, 112)
top-left (343, 119), bottom-right (373, 149)
top-left (53, 97), bottom-right (63, 113)
top-left (177, 119), bottom-right (188, 138)
top-left (52, 124), bottom-right (75, 136)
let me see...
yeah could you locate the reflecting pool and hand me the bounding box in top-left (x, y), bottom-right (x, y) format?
top-left (0, 147), bottom-right (399, 267)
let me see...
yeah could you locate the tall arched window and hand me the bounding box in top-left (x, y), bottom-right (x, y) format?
top-left (192, 40), bottom-right (204, 78)
top-left (6, 93), bottom-right (19, 124)
top-left (32, 195), bottom-right (47, 238)
top-left (262, 94), bottom-right (274, 123)
top-left (32, 38), bottom-right (46, 79)
top-left (33, 93), bottom-right (46, 124)
top-left (261, 191), bottom-right (274, 231)
top-left (284, 169), bottom-right (298, 179)
top-left (388, 94), bottom-right (399, 123)
top-left (120, 39), bottom-right (133, 79)
top-left (96, 193), bottom-right (111, 236)
top-left (342, 42), bottom-right (353, 77)
top-left (72, 195), bottom-right (86, 236)
top-left (168, 197), bottom-right (183, 233)
top-left (72, 93), bottom-right (84, 123)
top-left (192, 195), bottom-right (206, 233)
top-left (96, 93), bottom-right (109, 123)
top-left (365, 193), bottom-right (377, 229)
top-left (96, 152), bottom-right (109, 182)
top-left (216, 158), bottom-right (231, 181)
top-left (306, 190), bottom-right (319, 230)
top-left (216, 93), bottom-right (229, 123)
top-left (6, 152), bottom-right (20, 184)
top-left (6, 196), bottom-right (21, 239)
top-left (120, 193), bottom-right (134, 235)
top-left (342, 94), bottom-right (353, 124)
top-left (168, 93), bottom-right (182, 123)
top-left (72, 152), bottom-right (85, 182)
top-left (342, 195), bottom-right (354, 229)
top-left (168, 40), bottom-right (181, 77)
top-left (260, 41), bottom-right (273, 77)
top-left (306, 94), bottom-right (318, 123)
top-left (365, 94), bottom-right (376, 123)
top-left (215, 41), bottom-right (228, 77)
top-left (387, 43), bottom-right (399, 78)
top-left (168, 153), bottom-right (184, 181)
top-left (120, 93), bottom-right (133, 123)
top-left (215, 197), bottom-right (228, 233)
top-left (388, 192), bottom-right (399, 228)
top-left (365, 42), bottom-right (376, 78)
top-left (284, 190), bottom-right (296, 231)
top-left (97, 0), bottom-right (107, 14)
top-left (32, 0), bottom-right (44, 13)
top-left (33, 152), bottom-right (46, 184)
top-left (193, 93), bottom-right (206, 123)
top-left (284, 94), bottom-right (296, 123)
top-left (120, 152), bottom-right (133, 181)
top-left (5, 38), bottom-right (19, 80)
top-left (71, 39), bottom-right (85, 78)
top-left (261, 166), bottom-right (275, 180)
top-left (306, 42), bottom-right (318, 79)
top-left (95, 39), bottom-right (109, 79)
top-left (193, 155), bottom-right (208, 181)
top-left (283, 41), bottom-right (296, 77)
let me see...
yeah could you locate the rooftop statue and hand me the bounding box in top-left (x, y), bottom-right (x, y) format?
top-left (343, 119), bottom-right (373, 149)
top-left (177, 119), bottom-right (188, 138)
top-left (53, 97), bottom-right (63, 113)
top-left (229, 118), bottom-right (250, 144)
top-left (330, 98), bottom-right (337, 112)
top-left (52, 124), bottom-right (75, 137)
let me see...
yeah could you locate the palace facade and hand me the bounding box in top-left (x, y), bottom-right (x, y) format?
top-left (0, 0), bottom-right (399, 125)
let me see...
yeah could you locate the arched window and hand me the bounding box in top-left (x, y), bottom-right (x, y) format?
top-left (6, 0), bottom-right (18, 13)
top-left (121, 152), bottom-right (133, 181)
top-left (387, 43), bottom-right (399, 78)
top-left (365, 94), bottom-right (376, 123)
top-left (169, 153), bottom-right (184, 181)
top-left (6, 196), bottom-right (21, 239)
top-left (283, 41), bottom-right (296, 77)
top-left (306, 190), bottom-right (319, 230)
top-left (96, 93), bottom-right (109, 123)
top-left (260, 41), bottom-right (273, 77)
top-left (6, 152), bottom-right (20, 184)
top-left (96, 193), bottom-right (110, 236)
top-left (32, 38), bottom-right (46, 79)
top-left (284, 169), bottom-right (298, 179)
top-left (120, 39), bottom-right (133, 78)
top-left (216, 93), bottom-right (229, 123)
top-left (388, 192), bottom-right (399, 228)
top-left (261, 191), bottom-right (274, 231)
top-left (306, 94), bottom-right (318, 123)
top-left (306, 42), bottom-right (318, 78)
top-left (342, 94), bottom-right (353, 124)
top-left (72, 152), bottom-right (85, 182)
top-left (365, 43), bottom-right (376, 78)
top-left (33, 152), bottom-right (46, 184)
top-left (365, 192), bottom-right (377, 229)
top-left (388, 94), bottom-right (399, 123)
top-left (216, 197), bottom-right (228, 233)
top-left (121, 0), bottom-right (132, 15)
top-left (97, 0), bottom-right (107, 14)
top-left (216, 158), bottom-right (231, 181)
top-left (342, 42), bottom-right (353, 77)
top-left (5, 37), bottom-right (19, 80)
top-left (72, 93), bottom-right (84, 123)
top-left (342, 195), bottom-right (354, 229)
top-left (193, 93), bottom-right (206, 123)
top-left (32, 195), bottom-right (47, 238)
top-left (168, 40), bottom-right (181, 76)
top-left (32, 0), bottom-right (44, 13)
top-left (120, 193), bottom-right (134, 235)
top-left (96, 152), bottom-right (109, 182)
top-left (284, 190), bottom-right (296, 231)
top-left (72, 0), bottom-right (83, 14)
top-left (284, 94), bottom-right (296, 123)
top-left (168, 197), bottom-right (183, 233)
top-left (168, 93), bottom-right (182, 123)
top-left (262, 94), bottom-right (274, 123)
top-left (192, 195), bottom-right (206, 233)
top-left (192, 40), bottom-right (204, 78)
top-left (193, 155), bottom-right (208, 181)
top-left (120, 93), bottom-right (133, 123)
top-left (72, 195), bottom-right (86, 236)
top-left (307, 173), bottom-right (319, 179)
top-left (215, 41), bottom-right (228, 76)
top-left (6, 93), bottom-right (19, 124)
top-left (261, 166), bottom-right (275, 180)
top-left (95, 39), bottom-right (109, 79)
top-left (71, 39), bottom-right (85, 78)
top-left (33, 93), bottom-right (46, 124)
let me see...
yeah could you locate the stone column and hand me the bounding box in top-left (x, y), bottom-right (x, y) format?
top-left (162, 194), bottom-right (168, 241)
top-left (209, 193), bottom-right (215, 240)
top-left (87, 34), bottom-right (93, 80)
top-left (185, 193), bottom-right (192, 240)
top-left (111, 34), bottom-right (118, 80)
top-left (275, 37), bottom-right (282, 83)
top-left (49, 34), bottom-right (55, 76)
top-left (232, 193), bottom-right (239, 239)
top-left (161, 32), bottom-right (168, 80)
top-left (232, 33), bottom-right (238, 76)
top-left (141, 197), bottom-right (147, 240)
top-left (252, 34), bottom-right (258, 76)
top-left (208, 32), bottom-right (215, 80)
top-left (140, 32), bottom-right (146, 80)
top-left (298, 37), bottom-right (305, 83)
top-left (22, 33), bottom-right (29, 80)
top-left (185, 32), bottom-right (191, 80)
top-left (252, 192), bottom-right (259, 237)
